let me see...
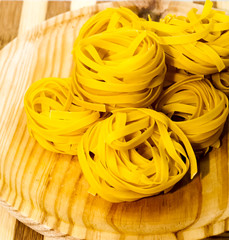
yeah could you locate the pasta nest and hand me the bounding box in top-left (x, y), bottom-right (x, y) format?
top-left (144, 0), bottom-right (229, 75)
top-left (24, 77), bottom-right (101, 155)
top-left (155, 76), bottom-right (229, 151)
top-left (77, 108), bottom-right (197, 202)
top-left (71, 8), bottom-right (166, 112)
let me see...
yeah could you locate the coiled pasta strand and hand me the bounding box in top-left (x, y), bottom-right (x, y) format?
top-left (74, 7), bottom-right (146, 43)
top-left (24, 77), bottom-right (101, 155)
top-left (210, 69), bottom-right (229, 96)
top-left (163, 65), bottom-right (204, 88)
top-left (155, 76), bottom-right (229, 151)
top-left (78, 108), bottom-right (197, 202)
top-left (71, 8), bottom-right (166, 112)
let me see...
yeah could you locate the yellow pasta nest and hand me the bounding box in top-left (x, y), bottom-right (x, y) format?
top-left (144, 0), bottom-right (229, 75)
top-left (24, 77), bottom-right (101, 155)
top-left (71, 8), bottom-right (166, 112)
top-left (78, 108), bottom-right (197, 202)
top-left (155, 76), bottom-right (229, 151)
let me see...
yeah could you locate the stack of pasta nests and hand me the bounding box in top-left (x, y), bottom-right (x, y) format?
top-left (24, 0), bottom-right (229, 202)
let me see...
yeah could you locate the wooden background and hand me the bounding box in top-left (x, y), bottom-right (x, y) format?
top-left (1, 0), bottom-right (229, 239)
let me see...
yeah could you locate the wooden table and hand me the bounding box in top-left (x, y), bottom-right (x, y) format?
top-left (1, 1), bottom-right (229, 239)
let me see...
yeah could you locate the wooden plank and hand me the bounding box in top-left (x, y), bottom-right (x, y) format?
top-left (215, 2), bottom-right (229, 11)
top-left (18, 0), bottom-right (48, 35)
top-left (46, 1), bottom-right (71, 20)
top-left (70, 0), bottom-right (96, 11)
top-left (0, 1), bottom-right (23, 50)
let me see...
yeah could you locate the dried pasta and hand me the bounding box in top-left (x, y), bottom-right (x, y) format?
top-left (74, 7), bottom-right (146, 43)
top-left (78, 108), bottom-right (197, 202)
top-left (23, 3), bottom-right (229, 203)
top-left (144, 0), bottom-right (229, 75)
top-left (24, 77), bottom-right (101, 155)
top-left (211, 69), bottom-right (229, 96)
top-left (163, 65), bottom-right (204, 88)
top-left (72, 8), bottom-right (166, 112)
top-left (155, 77), bottom-right (229, 151)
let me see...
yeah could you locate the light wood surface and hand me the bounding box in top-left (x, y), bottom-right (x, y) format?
top-left (2, 1), bottom-right (229, 240)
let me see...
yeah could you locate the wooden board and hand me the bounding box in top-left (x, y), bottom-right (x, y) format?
top-left (1, 1), bottom-right (229, 239)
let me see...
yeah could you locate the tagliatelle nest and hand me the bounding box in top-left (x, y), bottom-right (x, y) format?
top-left (24, 77), bottom-right (101, 155)
top-left (144, 0), bottom-right (229, 75)
top-left (71, 8), bottom-right (166, 112)
top-left (155, 76), bottom-right (229, 151)
top-left (78, 108), bottom-right (197, 202)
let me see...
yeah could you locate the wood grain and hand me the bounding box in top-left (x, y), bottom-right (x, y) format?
top-left (0, 1), bottom-right (23, 50)
top-left (14, 221), bottom-right (43, 240)
top-left (46, 1), bottom-right (71, 20)
top-left (0, 1), bottom-right (78, 239)
top-left (70, 0), bottom-right (96, 11)
top-left (0, 205), bottom-right (16, 240)
top-left (1, 1), bottom-right (229, 240)
top-left (18, 0), bottom-right (48, 35)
